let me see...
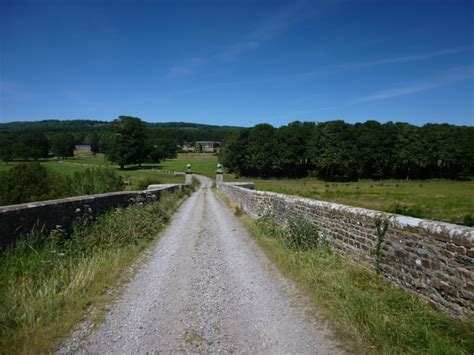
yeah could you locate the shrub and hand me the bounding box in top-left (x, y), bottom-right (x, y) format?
top-left (136, 178), bottom-right (162, 190)
top-left (463, 214), bottom-right (473, 227)
top-left (70, 167), bottom-right (125, 195)
top-left (255, 215), bottom-right (286, 240)
top-left (0, 165), bottom-right (126, 206)
top-left (0, 163), bottom-right (69, 205)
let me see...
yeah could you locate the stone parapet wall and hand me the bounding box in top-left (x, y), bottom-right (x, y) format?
top-left (219, 182), bottom-right (473, 315)
top-left (0, 184), bottom-right (183, 250)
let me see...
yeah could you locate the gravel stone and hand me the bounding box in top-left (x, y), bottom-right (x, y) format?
top-left (59, 176), bottom-right (343, 354)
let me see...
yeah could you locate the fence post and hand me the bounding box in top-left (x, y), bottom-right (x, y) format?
top-left (216, 164), bottom-right (223, 187)
top-left (185, 163), bottom-right (193, 185)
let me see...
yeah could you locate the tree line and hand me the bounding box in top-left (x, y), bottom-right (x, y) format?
top-left (219, 120), bottom-right (474, 180)
top-left (0, 116), bottom-right (182, 168)
top-left (0, 132), bottom-right (79, 161)
top-left (0, 119), bottom-right (240, 147)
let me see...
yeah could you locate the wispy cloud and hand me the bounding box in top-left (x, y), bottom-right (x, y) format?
top-left (168, 57), bottom-right (207, 78)
top-left (351, 65), bottom-right (474, 103)
top-left (359, 47), bottom-right (469, 66)
top-left (218, 0), bottom-right (314, 60)
top-left (168, 2), bottom-right (468, 79)
top-left (167, 0), bottom-right (320, 77)
top-left (285, 46), bottom-right (472, 81)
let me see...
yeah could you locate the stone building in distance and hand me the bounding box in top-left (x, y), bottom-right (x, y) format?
top-left (182, 141), bottom-right (220, 153)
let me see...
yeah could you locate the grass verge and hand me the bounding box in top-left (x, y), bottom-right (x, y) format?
top-left (232, 207), bottom-right (474, 354)
top-left (0, 186), bottom-right (193, 354)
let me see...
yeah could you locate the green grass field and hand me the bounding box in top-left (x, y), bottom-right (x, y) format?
top-left (246, 178), bottom-right (474, 225)
top-left (1, 152), bottom-right (472, 224)
top-left (168, 153), bottom-right (473, 224)
top-left (0, 151), bottom-right (185, 190)
top-left (0, 152), bottom-right (222, 189)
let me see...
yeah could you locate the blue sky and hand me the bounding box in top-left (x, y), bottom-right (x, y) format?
top-left (1, 0), bottom-right (473, 127)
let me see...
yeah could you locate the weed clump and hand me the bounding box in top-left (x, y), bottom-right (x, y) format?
top-left (374, 218), bottom-right (389, 274)
top-left (463, 214), bottom-right (473, 226)
top-left (285, 217), bottom-right (325, 250)
top-left (387, 202), bottom-right (423, 218)
top-left (234, 205), bottom-right (244, 216)
top-left (256, 215), bottom-right (326, 251)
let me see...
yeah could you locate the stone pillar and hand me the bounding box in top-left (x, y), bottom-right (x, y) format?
top-left (185, 163), bottom-right (193, 185)
top-left (216, 164), bottom-right (223, 187)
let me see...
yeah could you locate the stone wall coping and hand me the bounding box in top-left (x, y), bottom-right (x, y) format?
top-left (221, 182), bottom-right (474, 241)
top-left (0, 184), bottom-right (183, 212)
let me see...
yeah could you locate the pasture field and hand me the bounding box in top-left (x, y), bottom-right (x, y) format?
top-left (1, 152), bottom-right (472, 224)
top-left (248, 178), bottom-right (474, 225)
top-left (0, 152), bottom-right (219, 189)
top-left (175, 153), bottom-right (473, 224)
top-left (0, 152), bottom-right (184, 190)
top-left (159, 153), bottom-right (220, 177)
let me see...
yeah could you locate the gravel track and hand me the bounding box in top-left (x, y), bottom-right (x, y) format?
top-left (62, 175), bottom-right (343, 354)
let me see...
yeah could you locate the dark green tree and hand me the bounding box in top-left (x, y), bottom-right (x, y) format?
top-left (219, 130), bottom-right (250, 176)
top-left (0, 134), bottom-right (16, 162)
top-left (276, 121), bottom-right (313, 177)
top-left (89, 132), bottom-right (100, 155)
top-left (308, 121), bottom-right (358, 180)
top-left (14, 132), bottom-right (50, 160)
top-left (50, 133), bottom-right (76, 158)
top-left (105, 116), bottom-right (149, 169)
top-left (147, 138), bottom-right (178, 163)
top-left (353, 120), bottom-right (393, 179)
top-left (220, 120), bottom-right (474, 181)
top-left (246, 124), bottom-right (279, 177)
top-left (392, 123), bottom-right (428, 180)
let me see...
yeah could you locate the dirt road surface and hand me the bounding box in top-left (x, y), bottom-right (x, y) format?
top-left (62, 175), bottom-right (342, 354)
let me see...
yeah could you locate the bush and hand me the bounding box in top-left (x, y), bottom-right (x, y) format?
top-left (0, 163), bottom-right (69, 205)
top-left (0, 165), bottom-right (126, 206)
top-left (136, 178), bottom-right (162, 191)
top-left (69, 167), bottom-right (125, 195)
top-left (463, 214), bottom-right (473, 227)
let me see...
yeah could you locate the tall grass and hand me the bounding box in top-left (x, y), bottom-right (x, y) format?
top-left (0, 188), bottom-right (191, 353)
top-left (243, 215), bottom-right (474, 354)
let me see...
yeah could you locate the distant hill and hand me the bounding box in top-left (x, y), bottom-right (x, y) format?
top-left (0, 119), bottom-right (243, 145)
top-left (0, 119), bottom-right (242, 132)
top-left (0, 120), bottom-right (110, 132)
